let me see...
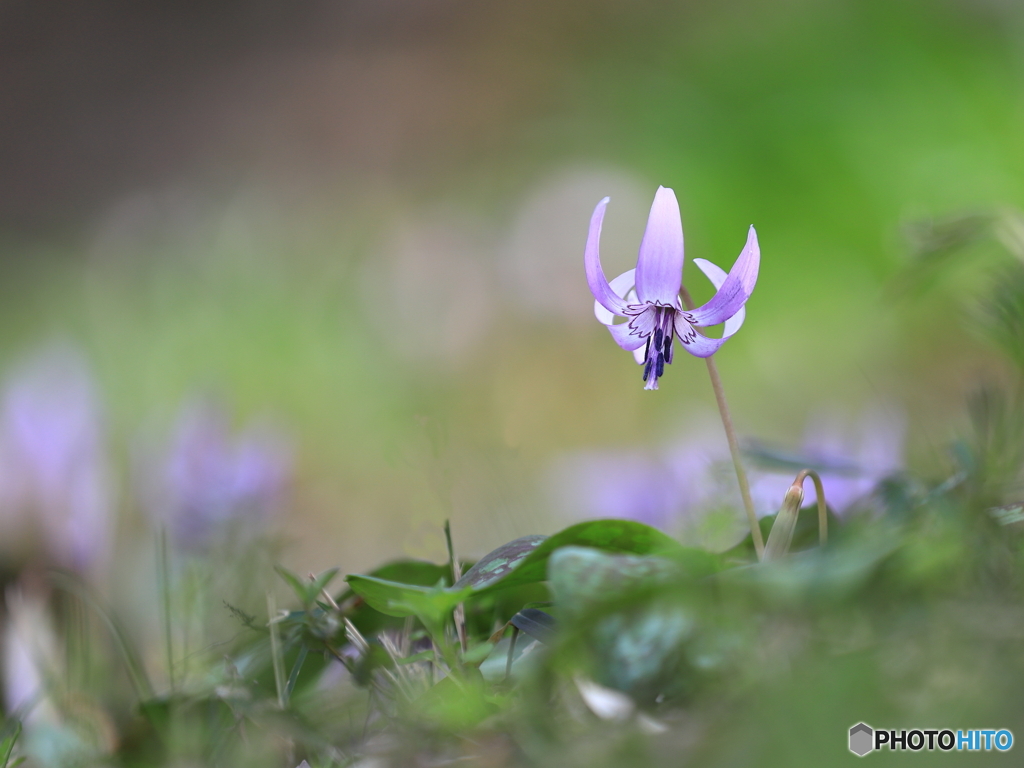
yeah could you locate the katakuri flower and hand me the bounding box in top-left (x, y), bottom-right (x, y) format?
top-left (0, 343), bottom-right (113, 573)
top-left (586, 186), bottom-right (760, 389)
top-left (141, 398), bottom-right (291, 550)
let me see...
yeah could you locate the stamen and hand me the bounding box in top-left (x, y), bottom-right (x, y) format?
top-left (642, 357), bottom-right (653, 382)
top-left (656, 355), bottom-right (665, 379)
top-left (643, 337), bottom-right (651, 363)
top-left (653, 327), bottom-right (663, 352)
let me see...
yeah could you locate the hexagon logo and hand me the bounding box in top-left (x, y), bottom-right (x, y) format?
top-left (849, 723), bottom-right (874, 757)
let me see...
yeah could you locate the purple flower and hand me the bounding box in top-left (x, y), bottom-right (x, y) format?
top-left (746, 407), bottom-right (906, 516)
top-left (586, 186), bottom-right (760, 389)
top-left (549, 406), bottom-right (905, 549)
top-left (0, 344), bottom-right (112, 572)
top-left (548, 416), bottom-right (734, 530)
top-left (549, 450), bottom-right (689, 531)
top-left (147, 400), bottom-right (291, 549)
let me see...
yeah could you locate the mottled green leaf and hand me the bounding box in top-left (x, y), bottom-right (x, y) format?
top-left (453, 535), bottom-right (548, 590)
top-left (463, 519), bottom-right (686, 597)
top-left (548, 546), bottom-right (681, 612)
top-left (592, 606), bottom-right (694, 700)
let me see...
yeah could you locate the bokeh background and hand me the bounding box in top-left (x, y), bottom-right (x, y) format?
top-left (1, 0), bottom-right (1023, 580)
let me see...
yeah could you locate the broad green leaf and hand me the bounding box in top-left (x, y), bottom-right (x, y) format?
top-left (545, 547), bottom-right (700, 701)
top-left (337, 559), bottom-right (456, 635)
top-left (337, 559), bottom-right (454, 604)
top-left (461, 519), bottom-right (686, 597)
top-left (345, 521), bottom-right (691, 623)
top-left (345, 574), bottom-right (471, 620)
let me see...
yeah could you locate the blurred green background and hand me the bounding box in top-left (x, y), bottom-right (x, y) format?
top-left (1, 0), bottom-right (1022, 575)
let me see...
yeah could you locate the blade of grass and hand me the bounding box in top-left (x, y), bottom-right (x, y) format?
top-left (266, 591), bottom-right (286, 709)
top-left (284, 645), bottom-right (309, 704)
top-left (0, 721), bottom-right (22, 768)
top-left (48, 571), bottom-right (154, 701)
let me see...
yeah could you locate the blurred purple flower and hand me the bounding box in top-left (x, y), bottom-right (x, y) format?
top-left (548, 419), bottom-right (730, 532)
top-left (746, 408), bottom-right (906, 516)
top-left (549, 451), bottom-right (684, 531)
top-left (148, 400), bottom-right (291, 549)
top-left (586, 186), bottom-right (760, 389)
top-left (550, 406), bottom-right (905, 547)
top-left (0, 344), bottom-right (112, 572)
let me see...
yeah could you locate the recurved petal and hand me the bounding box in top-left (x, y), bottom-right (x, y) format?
top-left (626, 305), bottom-right (658, 337)
top-left (634, 187), bottom-right (684, 306)
top-left (683, 226), bottom-right (759, 328)
top-left (585, 198), bottom-right (630, 317)
top-left (674, 316), bottom-right (730, 358)
top-left (607, 321), bottom-right (648, 352)
top-left (594, 270), bottom-right (637, 325)
top-left (692, 258), bottom-right (745, 337)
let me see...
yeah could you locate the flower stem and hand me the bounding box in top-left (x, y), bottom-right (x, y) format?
top-left (791, 468), bottom-right (827, 546)
top-left (680, 287), bottom-right (764, 558)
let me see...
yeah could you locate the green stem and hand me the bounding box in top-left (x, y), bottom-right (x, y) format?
top-left (48, 571), bottom-right (154, 701)
top-left (680, 286), bottom-right (764, 558)
top-left (792, 468), bottom-right (828, 546)
top-left (444, 520), bottom-right (467, 654)
top-left (266, 591), bottom-right (286, 709)
top-left (705, 355), bottom-right (764, 558)
top-left (158, 528), bottom-right (174, 692)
